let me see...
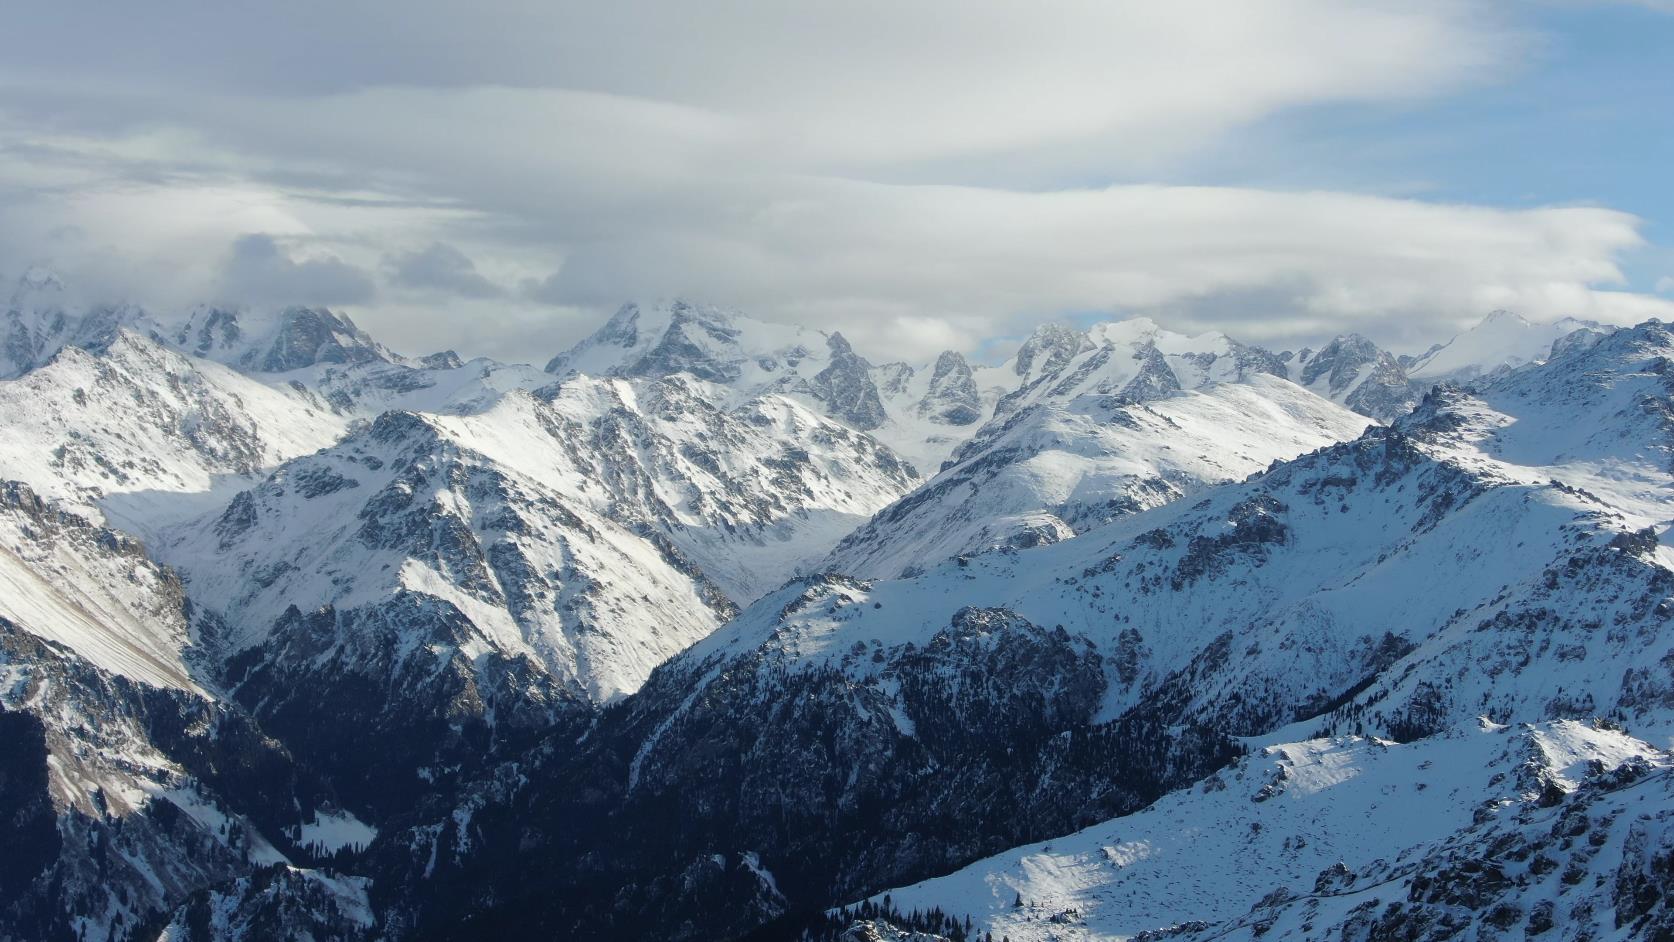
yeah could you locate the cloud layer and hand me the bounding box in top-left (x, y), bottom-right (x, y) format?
top-left (0, 0), bottom-right (1667, 362)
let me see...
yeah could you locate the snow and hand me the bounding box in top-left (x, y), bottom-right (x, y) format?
top-left (295, 809), bottom-right (379, 855)
top-left (829, 372), bottom-right (1372, 579)
top-left (0, 485), bottom-right (200, 691)
top-left (545, 298), bottom-right (1020, 474)
top-left (157, 377), bottom-right (912, 700)
top-left (855, 721), bottom-right (1665, 941)
top-left (6, 281), bottom-right (1674, 939)
top-left (0, 332), bottom-right (347, 537)
top-left (1407, 309), bottom-right (1603, 382)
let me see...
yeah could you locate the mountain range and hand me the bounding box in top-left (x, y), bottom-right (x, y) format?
top-left (1, 269), bottom-right (1665, 942)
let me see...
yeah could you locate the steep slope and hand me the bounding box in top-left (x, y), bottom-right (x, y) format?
top-left (1286, 333), bottom-right (1418, 422)
top-left (545, 300), bottom-right (1020, 472)
top-left (151, 376), bottom-right (913, 822)
top-left (167, 404), bottom-right (740, 701)
top-left (0, 331), bottom-right (348, 536)
top-left (854, 721), bottom-right (1670, 942)
top-left (0, 268), bottom-right (161, 379)
top-left (372, 321), bottom-right (1674, 940)
top-left (0, 482), bottom-right (365, 942)
top-left (829, 317), bottom-right (1372, 578)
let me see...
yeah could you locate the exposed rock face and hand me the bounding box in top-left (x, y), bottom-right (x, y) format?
top-left (1012, 322), bottom-right (1092, 381)
top-left (243, 307), bottom-right (389, 373)
top-left (812, 332), bottom-right (888, 430)
top-left (1289, 333), bottom-right (1419, 422)
top-left (917, 351), bottom-right (983, 425)
top-left (173, 306), bottom-right (244, 358)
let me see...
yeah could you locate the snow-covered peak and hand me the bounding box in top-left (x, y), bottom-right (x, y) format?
top-left (1084, 317), bottom-right (1237, 361)
top-left (2, 269), bottom-right (160, 379)
top-left (544, 299), bottom-right (1018, 473)
top-left (0, 328), bottom-right (348, 535)
top-left (178, 305), bottom-right (395, 373)
top-left (994, 315), bottom-right (1285, 419)
top-left (1406, 308), bottom-right (1604, 383)
top-left (1286, 332), bottom-right (1417, 422)
top-left (545, 299), bottom-right (824, 386)
top-left (1009, 322), bottom-right (1093, 383)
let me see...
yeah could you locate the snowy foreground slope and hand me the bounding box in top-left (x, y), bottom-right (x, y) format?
top-left (859, 721), bottom-right (1673, 941)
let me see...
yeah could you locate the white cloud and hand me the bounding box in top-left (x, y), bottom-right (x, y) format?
top-left (0, 0), bottom-right (1667, 363)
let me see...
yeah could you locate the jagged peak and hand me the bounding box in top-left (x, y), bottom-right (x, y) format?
top-left (1013, 322), bottom-right (1091, 378)
top-left (930, 349), bottom-right (970, 375)
top-left (825, 330), bottom-right (861, 359)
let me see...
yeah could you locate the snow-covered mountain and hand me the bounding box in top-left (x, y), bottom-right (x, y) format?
top-left (0, 481), bottom-right (370, 942)
top-left (828, 320), bottom-right (1373, 578)
top-left (1280, 311), bottom-right (1606, 424)
top-left (545, 300), bottom-right (1022, 472)
top-left (2, 273), bottom-right (1670, 942)
top-left (0, 331), bottom-right (347, 535)
top-left (160, 376), bottom-right (914, 703)
top-left (1407, 308), bottom-right (1605, 384)
top-left (1285, 332), bottom-right (1420, 421)
top-left (375, 319), bottom-right (1674, 940)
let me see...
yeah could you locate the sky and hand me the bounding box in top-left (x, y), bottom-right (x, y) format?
top-left (1, 1), bottom-right (1671, 364)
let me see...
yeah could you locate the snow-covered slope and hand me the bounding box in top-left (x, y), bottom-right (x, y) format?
top-left (0, 476), bottom-right (373, 942)
top-left (858, 720), bottom-right (1669, 942)
top-left (1407, 309), bottom-right (1604, 383)
top-left (0, 331), bottom-right (348, 536)
top-left (165, 406), bottom-right (735, 702)
top-left (161, 375), bottom-right (915, 700)
top-left (545, 300), bottom-right (1020, 473)
top-left (0, 482), bottom-right (206, 691)
top-left (829, 318), bottom-right (1372, 578)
